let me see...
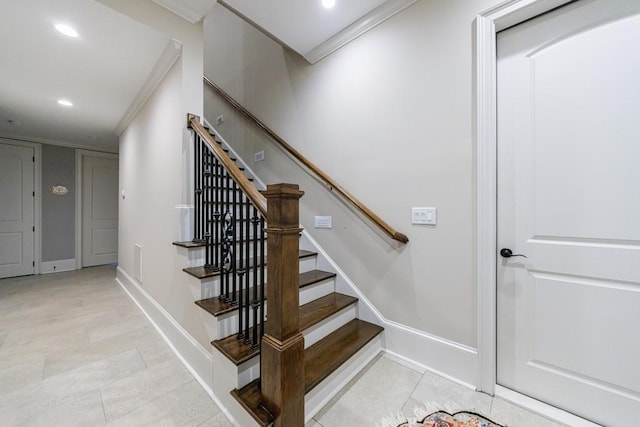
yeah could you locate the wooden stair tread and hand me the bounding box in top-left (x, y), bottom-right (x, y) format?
top-left (212, 292), bottom-right (357, 365)
top-left (172, 240), bottom-right (206, 248)
top-left (173, 237), bottom-right (267, 249)
top-left (304, 318), bottom-right (383, 392)
top-left (230, 379), bottom-right (272, 427)
top-left (231, 319), bottom-right (383, 426)
top-left (195, 268), bottom-right (335, 317)
top-left (299, 292), bottom-right (357, 330)
top-left (183, 250), bottom-right (317, 279)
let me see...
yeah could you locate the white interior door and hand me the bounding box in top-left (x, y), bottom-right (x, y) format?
top-left (0, 143), bottom-right (35, 278)
top-left (496, 1), bottom-right (640, 425)
top-left (82, 155), bottom-right (118, 267)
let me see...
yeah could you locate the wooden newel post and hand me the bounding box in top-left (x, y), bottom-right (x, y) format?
top-left (261, 183), bottom-right (305, 427)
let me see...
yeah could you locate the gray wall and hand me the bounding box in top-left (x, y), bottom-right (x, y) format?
top-left (41, 145), bottom-right (75, 261)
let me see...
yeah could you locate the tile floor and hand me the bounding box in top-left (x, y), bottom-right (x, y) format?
top-left (0, 266), bottom-right (565, 427)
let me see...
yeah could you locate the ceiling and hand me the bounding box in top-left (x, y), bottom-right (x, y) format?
top-left (0, 0), bottom-right (417, 152)
top-left (0, 0), bottom-right (172, 152)
top-left (218, 0), bottom-right (418, 63)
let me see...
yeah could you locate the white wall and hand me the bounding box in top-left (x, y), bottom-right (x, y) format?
top-left (204, 0), bottom-right (497, 349)
top-left (118, 60), bottom-right (211, 348)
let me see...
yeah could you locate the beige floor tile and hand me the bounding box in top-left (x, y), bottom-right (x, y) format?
top-left (410, 371), bottom-right (493, 418)
top-left (315, 355), bottom-right (422, 427)
top-left (0, 349), bottom-right (146, 425)
top-left (105, 380), bottom-right (218, 426)
top-left (136, 336), bottom-right (176, 367)
top-left (490, 397), bottom-right (566, 427)
top-left (198, 412), bottom-right (234, 427)
top-left (0, 358), bottom-right (44, 395)
top-left (42, 325), bottom-right (156, 379)
top-left (20, 389), bottom-right (106, 427)
top-left (100, 358), bottom-right (194, 421)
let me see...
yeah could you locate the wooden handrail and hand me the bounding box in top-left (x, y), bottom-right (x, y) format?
top-left (187, 114), bottom-right (267, 217)
top-left (203, 76), bottom-right (409, 244)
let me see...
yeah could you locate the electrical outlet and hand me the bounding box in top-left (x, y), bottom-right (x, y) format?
top-left (254, 151), bottom-right (265, 162)
top-left (216, 114), bottom-right (224, 125)
top-left (315, 216), bottom-right (332, 229)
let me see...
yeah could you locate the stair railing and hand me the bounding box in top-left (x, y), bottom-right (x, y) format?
top-left (204, 76), bottom-right (409, 244)
top-left (188, 114), bottom-right (305, 426)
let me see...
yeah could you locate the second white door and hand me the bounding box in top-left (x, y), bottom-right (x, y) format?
top-left (496, 1), bottom-right (640, 426)
top-left (82, 155), bottom-right (119, 267)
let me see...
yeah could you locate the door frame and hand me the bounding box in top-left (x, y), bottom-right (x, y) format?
top-left (75, 149), bottom-right (119, 269)
top-left (0, 138), bottom-right (42, 275)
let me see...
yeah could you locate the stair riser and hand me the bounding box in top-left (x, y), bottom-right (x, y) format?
top-left (184, 248), bottom-right (316, 272)
top-left (195, 258), bottom-right (318, 299)
top-left (303, 305), bottom-right (356, 349)
top-left (184, 246), bottom-right (266, 268)
top-left (208, 275), bottom-right (337, 338)
top-left (299, 279), bottom-right (335, 305)
top-left (215, 307), bottom-right (266, 340)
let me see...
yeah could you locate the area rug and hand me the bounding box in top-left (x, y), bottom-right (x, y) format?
top-left (379, 409), bottom-right (504, 427)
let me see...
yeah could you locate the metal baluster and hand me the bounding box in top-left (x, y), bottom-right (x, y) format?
top-left (204, 150), bottom-right (212, 268)
top-left (193, 135), bottom-right (201, 242)
top-left (230, 180), bottom-right (238, 305)
top-left (236, 192), bottom-right (246, 340)
top-left (242, 196), bottom-right (251, 341)
top-left (219, 172), bottom-right (229, 301)
top-left (249, 207), bottom-right (260, 347)
top-left (213, 156), bottom-right (220, 270)
top-left (258, 215), bottom-right (266, 346)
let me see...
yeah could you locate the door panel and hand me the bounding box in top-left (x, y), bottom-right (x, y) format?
top-left (496, 1), bottom-right (640, 425)
top-left (0, 143), bottom-right (34, 278)
top-left (82, 156), bottom-right (118, 267)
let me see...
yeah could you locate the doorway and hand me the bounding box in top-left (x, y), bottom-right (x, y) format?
top-left (477, 0), bottom-right (640, 425)
top-left (0, 142), bottom-right (36, 278)
top-left (76, 151), bottom-right (119, 268)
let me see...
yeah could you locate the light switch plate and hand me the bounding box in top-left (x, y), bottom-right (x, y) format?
top-left (412, 207), bottom-right (436, 225)
top-left (254, 151), bottom-right (265, 162)
top-left (315, 216), bottom-right (332, 228)
top-left (216, 114), bottom-right (224, 125)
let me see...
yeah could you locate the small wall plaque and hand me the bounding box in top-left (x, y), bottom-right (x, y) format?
top-left (50, 184), bottom-right (69, 196)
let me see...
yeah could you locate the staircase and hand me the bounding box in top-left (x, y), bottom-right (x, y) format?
top-left (177, 115), bottom-right (384, 426)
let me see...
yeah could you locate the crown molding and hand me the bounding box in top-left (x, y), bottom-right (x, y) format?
top-left (303, 0), bottom-right (418, 64)
top-left (152, 0), bottom-right (216, 23)
top-left (115, 39), bottom-right (182, 136)
top-left (0, 133), bottom-right (118, 154)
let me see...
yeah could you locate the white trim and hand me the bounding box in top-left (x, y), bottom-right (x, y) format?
top-left (0, 138), bottom-right (41, 275)
top-left (115, 39), bottom-right (183, 136)
top-left (115, 266), bottom-right (239, 426)
top-left (40, 258), bottom-right (76, 274)
top-left (495, 385), bottom-right (602, 427)
top-left (152, 0), bottom-right (215, 23)
top-left (474, 0), bottom-right (576, 399)
top-left (303, 0), bottom-right (418, 64)
top-left (75, 150), bottom-right (119, 269)
top-left (0, 132), bottom-right (118, 154)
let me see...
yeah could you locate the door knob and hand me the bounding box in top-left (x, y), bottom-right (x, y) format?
top-left (500, 248), bottom-right (527, 258)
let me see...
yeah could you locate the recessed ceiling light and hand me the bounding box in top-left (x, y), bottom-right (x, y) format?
top-left (57, 99), bottom-right (73, 107)
top-left (55, 23), bottom-right (79, 38)
top-left (322, 0), bottom-right (335, 9)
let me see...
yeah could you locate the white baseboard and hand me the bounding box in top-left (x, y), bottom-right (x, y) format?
top-left (115, 266), bottom-right (239, 426)
top-left (301, 231), bottom-right (479, 388)
top-left (40, 259), bottom-right (77, 274)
